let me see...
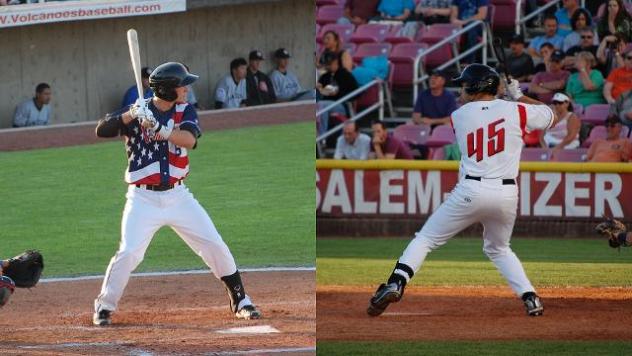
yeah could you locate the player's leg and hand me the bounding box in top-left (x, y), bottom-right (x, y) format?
top-left (167, 187), bottom-right (260, 320)
top-left (480, 185), bottom-right (542, 316)
top-left (93, 188), bottom-right (163, 325)
top-left (368, 182), bottom-right (480, 316)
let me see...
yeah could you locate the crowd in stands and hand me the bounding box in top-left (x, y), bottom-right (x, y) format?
top-left (317, 0), bottom-right (632, 163)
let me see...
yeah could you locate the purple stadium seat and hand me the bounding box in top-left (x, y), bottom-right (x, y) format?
top-left (342, 42), bottom-right (357, 56)
top-left (352, 43), bottom-right (392, 63)
top-left (490, 0), bottom-right (523, 31)
top-left (388, 43), bottom-right (428, 87)
top-left (418, 24), bottom-right (459, 43)
top-left (582, 104), bottom-right (610, 125)
top-left (350, 24), bottom-right (390, 44)
top-left (551, 148), bottom-right (588, 162)
top-left (582, 125), bottom-right (607, 148)
top-left (520, 148), bottom-right (551, 161)
top-left (318, 23), bottom-right (354, 44)
top-left (393, 123), bottom-right (432, 146)
top-left (573, 103), bottom-right (584, 115)
top-left (384, 23), bottom-right (415, 44)
top-left (316, 5), bottom-right (344, 25)
top-left (316, 0), bottom-right (341, 6)
top-left (425, 125), bottom-right (456, 147)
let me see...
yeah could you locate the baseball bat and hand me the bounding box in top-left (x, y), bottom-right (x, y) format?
top-left (491, 37), bottom-right (514, 98)
top-left (126, 29), bottom-right (145, 106)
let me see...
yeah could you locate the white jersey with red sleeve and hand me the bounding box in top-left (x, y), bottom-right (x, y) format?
top-left (451, 99), bottom-right (554, 179)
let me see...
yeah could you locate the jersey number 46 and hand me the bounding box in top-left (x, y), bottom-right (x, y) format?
top-left (467, 118), bottom-right (506, 162)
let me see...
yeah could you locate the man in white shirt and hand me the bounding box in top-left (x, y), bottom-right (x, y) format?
top-left (214, 58), bottom-right (248, 109)
top-left (334, 121), bottom-right (371, 160)
top-left (13, 83), bottom-right (52, 127)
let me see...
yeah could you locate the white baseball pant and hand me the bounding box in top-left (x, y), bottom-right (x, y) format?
top-left (398, 177), bottom-right (536, 296)
top-left (94, 184), bottom-right (239, 312)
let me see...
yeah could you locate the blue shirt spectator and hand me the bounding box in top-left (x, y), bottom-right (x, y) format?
top-left (378, 0), bottom-right (415, 18)
top-left (528, 15), bottom-right (565, 59)
top-left (554, 0), bottom-right (585, 37)
top-left (452, 0), bottom-right (488, 21)
top-left (412, 70), bottom-right (457, 127)
top-left (121, 66), bottom-right (153, 108)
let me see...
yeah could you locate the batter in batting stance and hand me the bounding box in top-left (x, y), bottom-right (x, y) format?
top-left (368, 64), bottom-right (561, 317)
top-left (93, 62), bottom-right (261, 326)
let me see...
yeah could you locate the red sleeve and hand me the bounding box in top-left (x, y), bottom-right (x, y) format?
top-left (517, 104), bottom-right (527, 137)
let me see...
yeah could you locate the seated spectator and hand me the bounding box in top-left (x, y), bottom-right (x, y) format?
top-left (611, 89), bottom-right (632, 130)
top-left (562, 8), bottom-right (598, 52)
top-left (411, 69), bottom-right (457, 127)
top-left (13, 83), bottom-right (52, 127)
top-left (450, 0), bottom-right (489, 63)
top-left (245, 50), bottom-right (276, 106)
top-left (338, 0), bottom-right (380, 25)
top-left (603, 47), bottom-right (632, 103)
top-left (414, 0), bottom-right (453, 25)
top-left (334, 121), bottom-right (371, 159)
top-left (555, 0), bottom-right (583, 37)
top-left (564, 28), bottom-right (599, 70)
top-left (121, 66), bottom-right (153, 108)
top-left (377, 0), bottom-right (415, 21)
top-left (529, 50), bottom-right (570, 103)
top-left (214, 58), bottom-right (248, 109)
top-left (587, 115), bottom-right (631, 162)
top-left (371, 121), bottom-right (414, 159)
top-left (533, 42), bottom-right (555, 73)
top-left (528, 16), bottom-right (565, 59)
top-left (506, 35), bottom-right (534, 81)
top-left (317, 51), bottom-right (359, 136)
top-left (597, 0), bottom-right (632, 43)
top-left (318, 31), bottom-right (353, 72)
top-left (596, 33), bottom-right (627, 76)
top-left (270, 48), bottom-right (315, 102)
top-left (565, 51), bottom-right (606, 106)
top-left (541, 92), bottom-right (581, 152)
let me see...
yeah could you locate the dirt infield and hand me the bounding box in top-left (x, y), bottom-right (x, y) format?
top-left (0, 102), bottom-right (314, 152)
top-left (317, 286), bottom-right (632, 342)
top-left (0, 271), bottom-right (315, 355)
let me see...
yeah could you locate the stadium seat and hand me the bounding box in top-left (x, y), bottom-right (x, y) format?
top-left (352, 43), bottom-right (392, 63)
top-left (316, 5), bottom-right (344, 25)
top-left (342, 42), bottom-right (357, 56)
top-left (388, 43), bottom-right (428, 87)
top-left (490, 0), bottom-right (523, 31)
top-left (581, 125), bottom-right (607, 148)
top-left (350, 24), bottom-right (390, 44)
top-left (431, 147), bottom-right (446, 160)
top-left (316, 0), bottom-right (341, 6)
top-left (582, 104), bottom-right (610, 125)
top-left (384, 23), bottom-right (414, 44)
top-left (425, 125), bottom-right (456, 147)
top-left (417, 24), bottom-right (457, 68)
top-left (318, 23), bottom-right (354, 44)
top-left (393, 123), bottom-right (432, 146)
top-left (573, 103), bottom-right (584, 115)
top-left (520, 148), bottom-right (550, 161)
top-left (551, 148), bottom-right (588, 162)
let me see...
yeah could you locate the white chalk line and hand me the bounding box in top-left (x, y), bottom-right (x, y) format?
top-left (40, 266), bottom-right (315, 284)
top-left (207, 347), bottom-right (316, 355)
top-left (13, 343), bottom-right (316, 355)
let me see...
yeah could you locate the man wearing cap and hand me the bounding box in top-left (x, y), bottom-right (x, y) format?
top-left (411, 69), bottom-right (456, 127)
top-left (587, 115), bottom-right (631, 162)
top-left (506, 35), bottom-right (534, 82)
top-left (269, 48), bottom-right (315, 102)
top-left (245, 50), bottom-right (276, 107)
top-left (529, 50), bottom-right (570, 104)
top-left (122, 66), bottom-right (153, 108)
top-left (603, 47), bottom-right (632, 104)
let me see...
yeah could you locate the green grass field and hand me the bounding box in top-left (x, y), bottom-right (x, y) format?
top-left (0, 122), bottom-right (314, 277)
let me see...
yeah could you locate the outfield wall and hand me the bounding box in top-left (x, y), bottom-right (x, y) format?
top-left (316, 160), bottom-right (632, 238)
top-left (0, 0), bottom-right (314, 128)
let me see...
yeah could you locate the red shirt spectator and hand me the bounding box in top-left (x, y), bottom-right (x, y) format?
top-left (528, 50), bottom-right (570, 103)
top-left (371, 121), bottom-right (414, 159)
top-left (603, 49), bottom-right (632, 103)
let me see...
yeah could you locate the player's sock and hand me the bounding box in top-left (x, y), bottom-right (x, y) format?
top-left (221, 271), bottom-right (248, 312)
top-left (387, 261), bottom-right (414, 288)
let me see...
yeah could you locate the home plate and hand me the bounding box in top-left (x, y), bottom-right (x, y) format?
top-left (216, 325), bottom-right (280, 334)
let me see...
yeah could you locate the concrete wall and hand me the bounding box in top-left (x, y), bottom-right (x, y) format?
top-left (0, 0), bottom-right (315, 128)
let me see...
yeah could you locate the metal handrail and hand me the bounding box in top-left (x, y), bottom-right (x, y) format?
top-left (515, 0), bottom-right (561, 35)
top-left (316, 79), bottom-right (384, 143)
top-left (412, 20), bottom-right (487, 107)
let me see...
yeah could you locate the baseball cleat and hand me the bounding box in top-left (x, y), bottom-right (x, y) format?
top-left (92, 309), bottom-right (112, 326)
top-left (367, 283), bottom-right (402, 317)
top-left (235, 304), bottom-right (261, 320)
top-left (522, 292), bottom-right (543, 316)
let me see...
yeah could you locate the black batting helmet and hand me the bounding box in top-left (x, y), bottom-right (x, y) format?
top-left (452, 64), bottom-right (500, 95)
top-left (149, 62), bottom-right (199, 101)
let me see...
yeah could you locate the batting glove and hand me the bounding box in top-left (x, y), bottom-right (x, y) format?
top-left (506, 79), bottom-right (524, 101)
top-left (130, 98), bottom-right (150, 120)
top-left (153, 119), bottom-right (174, 141)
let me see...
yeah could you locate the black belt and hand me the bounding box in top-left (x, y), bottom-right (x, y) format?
top-left (135, 181), bottom-right (182, 191)
top-left (465, 175), bottom-right (515, 185)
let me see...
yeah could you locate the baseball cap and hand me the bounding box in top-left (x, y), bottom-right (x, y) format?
top-left (274, 48), bottom-right (291, 59)
top-left (141, 67), bottom-right (153, 78)
top-left (551, 92), bottom-right (570, 103)
top-left (249, 50), bottom-right (264, 60)
top-left (509, 34), bottom-right (525, 44)
top-left (550, 50), bottom-right (565, 62)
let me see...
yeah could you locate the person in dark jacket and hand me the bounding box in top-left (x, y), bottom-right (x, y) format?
top-left (245, 50), bottom-right (276, 106)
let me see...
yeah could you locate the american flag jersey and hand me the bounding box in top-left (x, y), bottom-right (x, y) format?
top-left (121, 100), bottom-right (201, 185)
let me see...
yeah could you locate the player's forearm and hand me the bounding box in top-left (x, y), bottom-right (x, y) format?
top-left (373, 144), bottom-right (385, 159)
top-left (96, 113), bottom-right (130, 138)
top-left (167, 129), bottom-right (196, 150)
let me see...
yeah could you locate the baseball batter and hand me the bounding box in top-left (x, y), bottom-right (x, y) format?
top-left (368, 64), bottom-right (561, 317)
top-left (92, 62), bottom-right (261, 326)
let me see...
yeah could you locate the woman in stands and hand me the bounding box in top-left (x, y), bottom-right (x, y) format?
top-left (565, 51), bottom-right (606, 106)
top-left (318, 30), bottom-right (354, 72)
top-left (563, 8), bottom-right (598, 52)
top-left (597, 0), bottom-right (632, 43)
top-left (540, 92), bottom-right (581, 153)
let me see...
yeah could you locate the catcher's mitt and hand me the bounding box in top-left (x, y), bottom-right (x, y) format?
top-left (595, 218), bottom-right (627, 248)
top-left (0, 276), bottom-right (15, 307)
top-left (3, 250), bottom-right (44, 288)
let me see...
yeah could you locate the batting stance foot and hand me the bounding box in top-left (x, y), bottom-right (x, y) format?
top-left (236, 304), bottom-right (262, 320)
top-left (367, 283), bottom-right (403, 317)
top-left (92, 309), bottom-right (112, 326)
top-left (522, 292), bottom-right (543, 316)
